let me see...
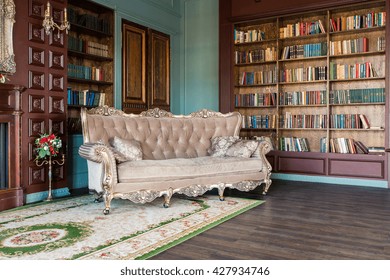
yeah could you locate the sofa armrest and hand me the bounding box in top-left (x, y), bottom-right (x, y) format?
top-left (251, 139), bottom-right (272, 175)
top-left (78, 142), bottom-right (118, 194)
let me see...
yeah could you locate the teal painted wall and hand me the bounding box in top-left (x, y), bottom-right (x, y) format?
top-left (180, 0), bottom-right (219, 114)
top-left (92, 0), bottom-right (219, 114)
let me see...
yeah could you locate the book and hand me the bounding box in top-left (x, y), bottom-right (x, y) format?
top-left (359, 114), bottom-right (370, 129)
top-left (354, 141), bottom-right (369, 154)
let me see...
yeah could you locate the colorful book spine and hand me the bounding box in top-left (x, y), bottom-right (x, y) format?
top-left (235, 92), bottom-right (276, 107)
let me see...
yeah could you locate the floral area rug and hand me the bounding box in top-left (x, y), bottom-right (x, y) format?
top-left (0, 194), bottom-right (263, 260)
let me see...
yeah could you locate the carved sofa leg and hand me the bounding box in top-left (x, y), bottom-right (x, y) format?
top-left (163, 188), bottom-right (173, 208)
top-left (103, 193), bottom-right (113, 215)
top-left (217, 185), bottom-right (226, 201)
top-left (262, 178), bottom-right (272, 195)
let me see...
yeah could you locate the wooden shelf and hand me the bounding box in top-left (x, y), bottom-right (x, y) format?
top-left (68, 50), bottom-right (113, 62)
top-left (235, 83), bottom-right (277, 87)
top-left (68, 22), bottom-right (112, 38)
top-left (235, 61), bottom-right (277, 66)
top-left (68, 77), bottom-right (113, 86)
top-left (234, 38), bottom-right (277, 46)
top-left (279, 55), bottom-right (327, 62)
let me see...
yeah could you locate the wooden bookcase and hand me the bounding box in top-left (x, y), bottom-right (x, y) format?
top-left (67, 0), bottom-right (114, 134)
top-left (224, 0), bottom-right (388, 180)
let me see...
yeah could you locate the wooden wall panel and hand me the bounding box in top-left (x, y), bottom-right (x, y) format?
top-left (9, 0), bottom-right (68, 197)
top-left (122, 20), bottom-right (148, 114)
top-left (148, 30), bottom-right (170, 111)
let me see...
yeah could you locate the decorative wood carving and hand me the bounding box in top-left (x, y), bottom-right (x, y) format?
top-left (0, 0), bottom-right (16, 74)
top-left (52, 165), bottom-right (64, 181)
top-left (28, 118), bottom-right (45, 137)
top-left (49, 50), bottom-right (64, 69)
top-left (28, 47), bottom-right (44, 66)
top-left (49, 96), bottom-right (64, 114)
top-left (28, 71), bottom-right (45, 89)
top-left (49, 118), bottom-right (64, 135)
top-left (28, 22), bottom-right (45, 43)
top-left (29, 0), bottom-right (44, 19)
top-left (28, 94), bottom-right (45, 113)
top-left (53, 7), bottom-right (63, 23)
top-left (49, 73), bottom-right (64, 91)
top-left (29, 166), bottom-right (45, 185)
top-left (49, 30), bottom-right (64, 47)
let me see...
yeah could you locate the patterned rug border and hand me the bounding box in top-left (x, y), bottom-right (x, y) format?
top-left (136, 199), bottom-right (264, 260)
top-left (0, 195), bottom-right (264, 260)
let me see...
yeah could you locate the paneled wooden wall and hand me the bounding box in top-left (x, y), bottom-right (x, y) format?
top-left (9, 0), bottom-right (68, 197)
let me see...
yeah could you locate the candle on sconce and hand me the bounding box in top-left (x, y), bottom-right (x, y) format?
top-left (64, 8), bottom-right (67, 22)
top-left (46, 1), bottom-right (51, 16)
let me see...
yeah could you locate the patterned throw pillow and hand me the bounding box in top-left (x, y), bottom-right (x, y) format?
top-left (110, 137), bottom-right (143, 162)
top-left (208, 136), bottom-right (239, 157)
top-left (225, 140), bottom-right (259, 158)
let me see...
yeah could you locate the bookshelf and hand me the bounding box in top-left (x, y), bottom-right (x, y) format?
top-left (229, 0), bottom-right (388, 180)
top-left (67, 0), bottom-right (114, 134)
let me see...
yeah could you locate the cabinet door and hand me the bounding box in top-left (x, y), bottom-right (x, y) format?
top-left (148, 30), bottom-right (170, 111)
top-left (122, 20), bottom-right (148, 113)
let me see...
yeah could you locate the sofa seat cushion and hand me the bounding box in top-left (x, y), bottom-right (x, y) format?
top-left (117, 156), bottom-right (263, 183)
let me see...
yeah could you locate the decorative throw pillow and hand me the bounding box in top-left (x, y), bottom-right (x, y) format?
top-left (208, 136), bottom-right (239, 157)
top-left (110, 136), bottom-right (142, 162)
top-left (225, 140), bottom-right (259, 158)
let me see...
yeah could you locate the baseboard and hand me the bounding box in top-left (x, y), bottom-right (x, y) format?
top-left (271, 173), bottom-right (388, 188)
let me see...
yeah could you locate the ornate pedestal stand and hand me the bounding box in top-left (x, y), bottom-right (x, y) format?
top-left (35, 154), bottom-right (65, 201)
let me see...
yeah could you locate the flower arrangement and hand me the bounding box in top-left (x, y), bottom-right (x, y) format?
top-left (0, 73), bottom-right (9, 83)
top-left (35, 133), bottom-right (62, 160)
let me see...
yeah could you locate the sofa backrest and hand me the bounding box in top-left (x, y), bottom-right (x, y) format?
top-left (81, 106), bottom-right (242, 160)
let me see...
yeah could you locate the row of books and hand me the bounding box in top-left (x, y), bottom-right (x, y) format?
top-left (234, 29), bottom-right (266, 44)
top-left (68, 7), bottom-right (111, 35)
top-left (239, 69), bottom-right (277, 85)
top-left (279, 90), bottom-right (326, 106)
top-left (329, 37), bottom-right (368, 55)
top-left (279, 137), bottom-right (310, 152)
top-left (280, 113), bottom-right (327, 129)
top-left (329, 88), bottom-right (385, 104)
top-left (67, 88), bottom-right (106, 107)
top-left (234, 48), bottom-right (277, 64)
top-left (329, 62), bottom-right (378, 80)
top-left (328, 138), bottom-right (375, 154)
top-left (235, 92), bottom-right (276, 107)
top-left (279, 20), bottom-right (325, 39)
top-left (330, 114), bottom-right (371, 129)
top-left (68, 36), bottom-right (110, 58)
top-left (242, 115), bottom-right (277, 129)
top-left (280, 43), bottom-right (327, 59)
top-left (378, 37), bottom-right (385, 51)
top-left (329, 12), bottom-right (386, 32)
top-left (68, 64), bottom-right (106, 81)
top-left (280, 66), bottom-right (327, 82)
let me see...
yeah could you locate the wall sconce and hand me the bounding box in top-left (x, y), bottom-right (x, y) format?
top-left (42, 1), bottom-right (70, 36)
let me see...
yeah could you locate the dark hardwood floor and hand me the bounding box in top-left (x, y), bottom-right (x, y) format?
top-left (151, 179), bottom-right (390, 260)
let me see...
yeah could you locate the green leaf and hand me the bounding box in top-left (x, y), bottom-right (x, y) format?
top-left (38, 150), bottom-right (46, 158)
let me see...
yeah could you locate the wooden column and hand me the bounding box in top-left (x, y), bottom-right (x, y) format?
top-left (0, 84), bottom-right (25, 211)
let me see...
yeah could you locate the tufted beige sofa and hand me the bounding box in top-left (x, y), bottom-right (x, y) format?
top-left (78, 106), bottom-right (272, 214)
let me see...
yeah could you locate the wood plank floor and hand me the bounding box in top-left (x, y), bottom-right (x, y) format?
top-left (151, 180), bottom-right (390, 260)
